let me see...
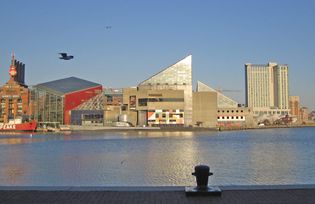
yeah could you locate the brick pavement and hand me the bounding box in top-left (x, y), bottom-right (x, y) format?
top-left (1, 185), bottom-right (315, 204)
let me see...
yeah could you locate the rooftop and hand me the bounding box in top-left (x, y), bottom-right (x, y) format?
top-left (35, 77), bottom-right (101, 94)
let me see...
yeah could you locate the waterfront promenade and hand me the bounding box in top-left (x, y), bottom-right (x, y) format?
top-left (1, 185), bottom-right (315, 204)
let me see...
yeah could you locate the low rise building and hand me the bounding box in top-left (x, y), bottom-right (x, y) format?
top-left (104, 88), bottom-right (123, 125)
top-left (192, 91), bottom-right (217, 128)
top-left (289, 96), bottom-right (300, 123)
top-left (300, 107), bottom-right (309, 124)
top-left (194, 81), bottom-right (254, 128)
top-left (71, 93), bottom-right (104, 126)
top-left (123, 88), bottom-right (185, 127)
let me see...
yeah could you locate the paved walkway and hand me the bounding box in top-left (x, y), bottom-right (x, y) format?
top-left (1, 185), bottom-right (315, 204)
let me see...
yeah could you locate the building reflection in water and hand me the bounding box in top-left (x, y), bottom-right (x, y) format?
top-left (0, 128), bottom-right (314, 186)
top-left (141, 131), bottom-right (198, 185)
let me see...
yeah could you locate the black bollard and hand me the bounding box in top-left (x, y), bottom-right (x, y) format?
top-left (192, 165), bottom-right (213, 189)
top-left (185, 165), bottom-right (221, 196)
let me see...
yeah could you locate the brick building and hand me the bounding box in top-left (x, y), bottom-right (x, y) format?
top-left (0, 54), bottom-right (30, 123)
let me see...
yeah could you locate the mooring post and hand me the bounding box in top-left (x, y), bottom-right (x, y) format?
top-left (185, 164), bottom-right (221, 196)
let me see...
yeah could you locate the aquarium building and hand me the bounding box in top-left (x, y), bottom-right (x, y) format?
top-left (31, 77), bottom-right (102, 125)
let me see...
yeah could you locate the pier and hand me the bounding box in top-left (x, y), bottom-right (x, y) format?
top-left (1, 185), bottom-right (315, 204)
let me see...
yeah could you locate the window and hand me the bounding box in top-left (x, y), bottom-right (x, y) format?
top-left (138, 99), bottom-right (147, 106)
top-left (121, 105), bottom-right (127, 111)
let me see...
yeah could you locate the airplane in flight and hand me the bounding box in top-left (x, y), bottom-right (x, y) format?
top-left (59, 53), bottom-right (74, 60)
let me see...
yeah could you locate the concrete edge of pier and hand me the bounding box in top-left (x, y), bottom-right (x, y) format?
top-left (0, 184), bottom-right (315, 191)
top-left (1, 185), bottom-right (315, 204)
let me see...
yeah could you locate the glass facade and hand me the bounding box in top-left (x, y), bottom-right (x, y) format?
top-left (31, 87), bottom-right (64, 124)
top-left (71, 110), bottom-right (103, 125)
top-left (138, 55), bottom-right (193, 126)
top-left (196, 81), bottom-right (238, 108)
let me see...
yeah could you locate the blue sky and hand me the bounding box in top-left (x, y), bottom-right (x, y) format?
top-left (0, 0), bottom-right (314, 110)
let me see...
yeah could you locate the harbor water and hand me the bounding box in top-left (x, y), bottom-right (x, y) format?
top-left (0, 127), bottom-right (314, 186)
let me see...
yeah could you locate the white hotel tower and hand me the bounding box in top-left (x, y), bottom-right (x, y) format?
top-left (245, 62), bottom-right (290, 116)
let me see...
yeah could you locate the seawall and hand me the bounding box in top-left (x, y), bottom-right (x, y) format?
top-left (1, 185), bottom-right (315, 204)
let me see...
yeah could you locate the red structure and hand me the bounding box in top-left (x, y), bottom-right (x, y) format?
top-left (33, 77), bottom-right (102, 125)
top-left (63, 86), bottom-right (103, 124)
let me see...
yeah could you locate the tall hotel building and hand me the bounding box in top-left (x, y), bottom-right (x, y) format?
top-left (245, 62), bottom-right (290, 116)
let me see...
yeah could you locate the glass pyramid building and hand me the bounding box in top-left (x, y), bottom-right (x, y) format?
top-left (196, 81), bottom-right (238, 108)
top-left (138, 55), bottom-right (193, 126)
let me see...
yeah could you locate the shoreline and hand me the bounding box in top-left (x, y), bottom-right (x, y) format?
top-left (0, 124), bottom-right (314, 134)
top-left (67, 124), bottom-right (315, 132)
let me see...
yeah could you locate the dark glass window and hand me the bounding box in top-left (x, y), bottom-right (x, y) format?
top-left (138, 99), bottom-right (147, 106)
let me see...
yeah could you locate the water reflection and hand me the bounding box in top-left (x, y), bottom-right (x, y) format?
top-left (0, 145), bottom-right (28, 185)
top-left (142, 136), bottom-right (199, 185)
top-left (248, 140), bottom-right (298, 184)
top-left (0, 128), bottom-right (314, 186)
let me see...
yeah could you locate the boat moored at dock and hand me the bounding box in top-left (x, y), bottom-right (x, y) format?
top-left (0, 120), bottom-right (37, 132)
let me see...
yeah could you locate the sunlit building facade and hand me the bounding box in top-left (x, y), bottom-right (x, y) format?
top-left (245, 62), bottom-right (289, 116)
top-left (0, 54), bottom-right (30, 123)
top-left (31, 77), bottom-right (102, 125)
top-left (289, 96), bottom-right (300, 123)
top-left (71, 93), bottom-right (104, 125)
top-left (123, 55), bottom-right (192, 127)
top-left (194, 81), bottom-right (254, 128)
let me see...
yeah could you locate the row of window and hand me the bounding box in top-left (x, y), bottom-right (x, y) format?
top-left (148, 119), bottom-right (178, 123)
top-left (254, 111), bottom-right (289, 115)
top-left (147, 83), bottom-right (187, 85)
top-left (82, 114), bottom-right (103, 120)
top-left (148, 109), bottom-right (184, 113)
top-left (156, 113), bottom-right (184, 118)
top-left (218, 116), bottom-right (244, 120)
top-left (1, 98), bottom-right (23, 102)
top-left (218, 109), bottom-right (248, 113)
top-left (138, 98), bottom-right (184, 106)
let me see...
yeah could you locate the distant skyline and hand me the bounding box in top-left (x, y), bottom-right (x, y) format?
top-left (0, 0), bottom-right (314, 110)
